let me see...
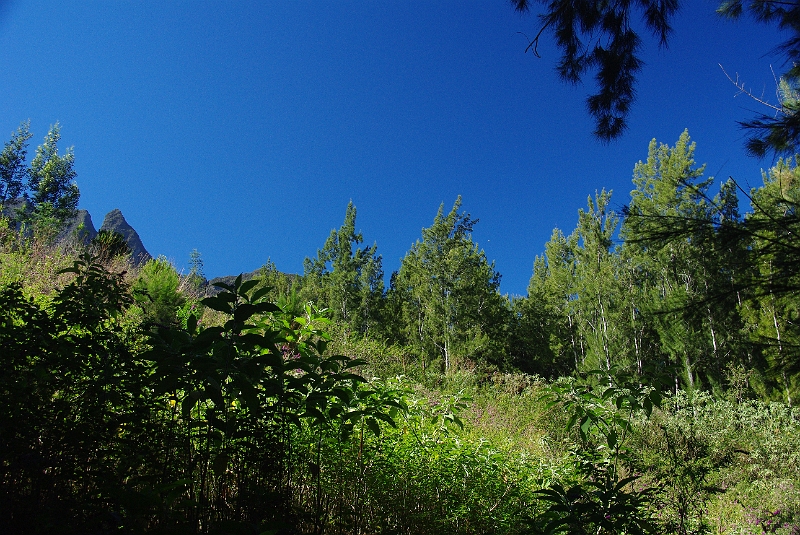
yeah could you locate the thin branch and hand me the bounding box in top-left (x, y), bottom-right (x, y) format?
top-left (519, 17), bottom-right (554, 58)
top-left (720, 63), bottom-right (785, 114)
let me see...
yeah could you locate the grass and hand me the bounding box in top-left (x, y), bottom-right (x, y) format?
top-left (3, 234), bottom-right (800, 533)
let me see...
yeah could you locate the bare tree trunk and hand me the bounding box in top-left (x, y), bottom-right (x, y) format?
top-left (771, 300), bottom-right (791, 406)
top-left (598, 295), bottom-right (611, 372)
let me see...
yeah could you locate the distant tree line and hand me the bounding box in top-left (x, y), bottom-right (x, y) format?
top-left (3, 122), bottom-right (800, 534)
top-left (2, 121), bottom-right (797, 403)
top-left (249, 131), bottom-right (799, 403)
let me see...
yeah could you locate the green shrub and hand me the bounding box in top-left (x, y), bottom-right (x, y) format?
top-left (90, 229), bottom-right (131, 264)
top-left (634, 391), bottom-right (800, 534)
top-left (132, 255), bottom-right (185, 327)
top-left (0, 233), bottom-right (78, 297)
top-left (292, 376), bottom-right (539, 534)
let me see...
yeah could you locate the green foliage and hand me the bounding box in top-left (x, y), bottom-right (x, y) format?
top-left (141, 274), bottom-right (402, 531)
top-left (26, 123), bottom-right (79, 225)
top-left (4, 125), bottom-right (800, 533)
top-left (740, 159), bottom-right (800, 403)
top-left (0, 232), bottom-right (80, 296)
top-left (310, 376), bottom-right (538, 535)
top-left (2, 240), bottom-right (798, 534)
top-left (614, 134), bottom-right (799, 401)
top-left (528, 371), bottom-right (663, 534)
top-left (394, 196), bottom-right (509, 372)
top-left (572, 190), bottom-right (626, 374)
top-left (0, 255), bottom-right (410, 533)
top-left (0, 253), bottom-right (140, 534)
top-left (635, 390), bottom-right (800, 534)
top-left (175, 298), bottom-right (203, 330)
top-left (250, 257), bottom-right (301, 309)
top-left (326, 322), bottom-right (408, 376)
top-left (0, 121), bottom-right (80, 242)
top-left (620, 131), bottom-right (745, 390)
top-left (303, 201), bottom-right (384, 336)
top-left (525, 131), bottom-right (788, 394)
top-left (90, 229), bottom-right (131, 264)
top-left (515, 229), bottom-right (580, 377)
top-left (132, 255), bottom-right (185, 327)
top-left (0, 121), bottom-right (32, 208)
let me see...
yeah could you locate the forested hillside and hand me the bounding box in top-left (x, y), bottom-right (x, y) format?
top-left (272, 131), bottom-right (799, 405)
top-left (2, 122), bottom-right (800, 534)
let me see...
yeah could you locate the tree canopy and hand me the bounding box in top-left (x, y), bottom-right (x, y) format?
top-left (302, 201), bottom-right (384, 336)
top-left (511, 0), bottom-right (800, 156)
top-left (393, 197), bottom-right (507, 372)
top-left (0, 121), bottom-right (79, 234)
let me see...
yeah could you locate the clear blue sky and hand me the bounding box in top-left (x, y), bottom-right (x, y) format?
top-left (0, 1), bottom-right (787, 295)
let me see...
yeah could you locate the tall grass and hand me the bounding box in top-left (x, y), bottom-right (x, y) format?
top-left (3, 235), bottom-right (800, 534)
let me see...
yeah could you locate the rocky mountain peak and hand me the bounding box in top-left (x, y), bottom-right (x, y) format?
top-left (57, 209), bottom-right (98, 245)
top-left (99, 209), bottom-right (151, 266)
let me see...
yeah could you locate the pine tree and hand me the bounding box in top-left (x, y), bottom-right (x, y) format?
top-left (394, 197), bottom-right (507, 372)
top-left (620, 131), bottom-right (743, 390)
top-left (516, 228), bottom-right (580, 376)
top-left (573, 190), bottom-right (624, 375)
top-left (27, 123), bottom-right (79, 225)
top-left (303, 201), bottom-right (384, 335)
top-left (742, 159), bottom-right (800, 403)
top-left (0, 121), bottom-right (32, 210)
top-left (511, 0), bottom-right (800, 156)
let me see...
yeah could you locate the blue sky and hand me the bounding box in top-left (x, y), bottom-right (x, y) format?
top-left (0, 1), bottom-right (788, 295)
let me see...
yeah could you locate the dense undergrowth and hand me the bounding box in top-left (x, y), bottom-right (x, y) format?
top-left (2, 237), bottom-right (800, 535)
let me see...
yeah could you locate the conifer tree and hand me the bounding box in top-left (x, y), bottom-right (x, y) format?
top-left (27, 123), bottom-right (79, 225)
top-left (510, 0), bottom-right (800, 156)
top-left (132, 256), bottom-right (185, 327)
top-left (394, 197), bottom-right (507, 372)
top-left (573, 190), bottom-right (624, 374)
top-left (741, 159), bottom-right (800, 403)
top-left (620, 131), bottom-right (743, 389)
top-left (516, 228), bottom-right (580, 376)
top-left (0, 121), bottom-right (32, 210)
top-left (303, 201), bottom-right (384, 335)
